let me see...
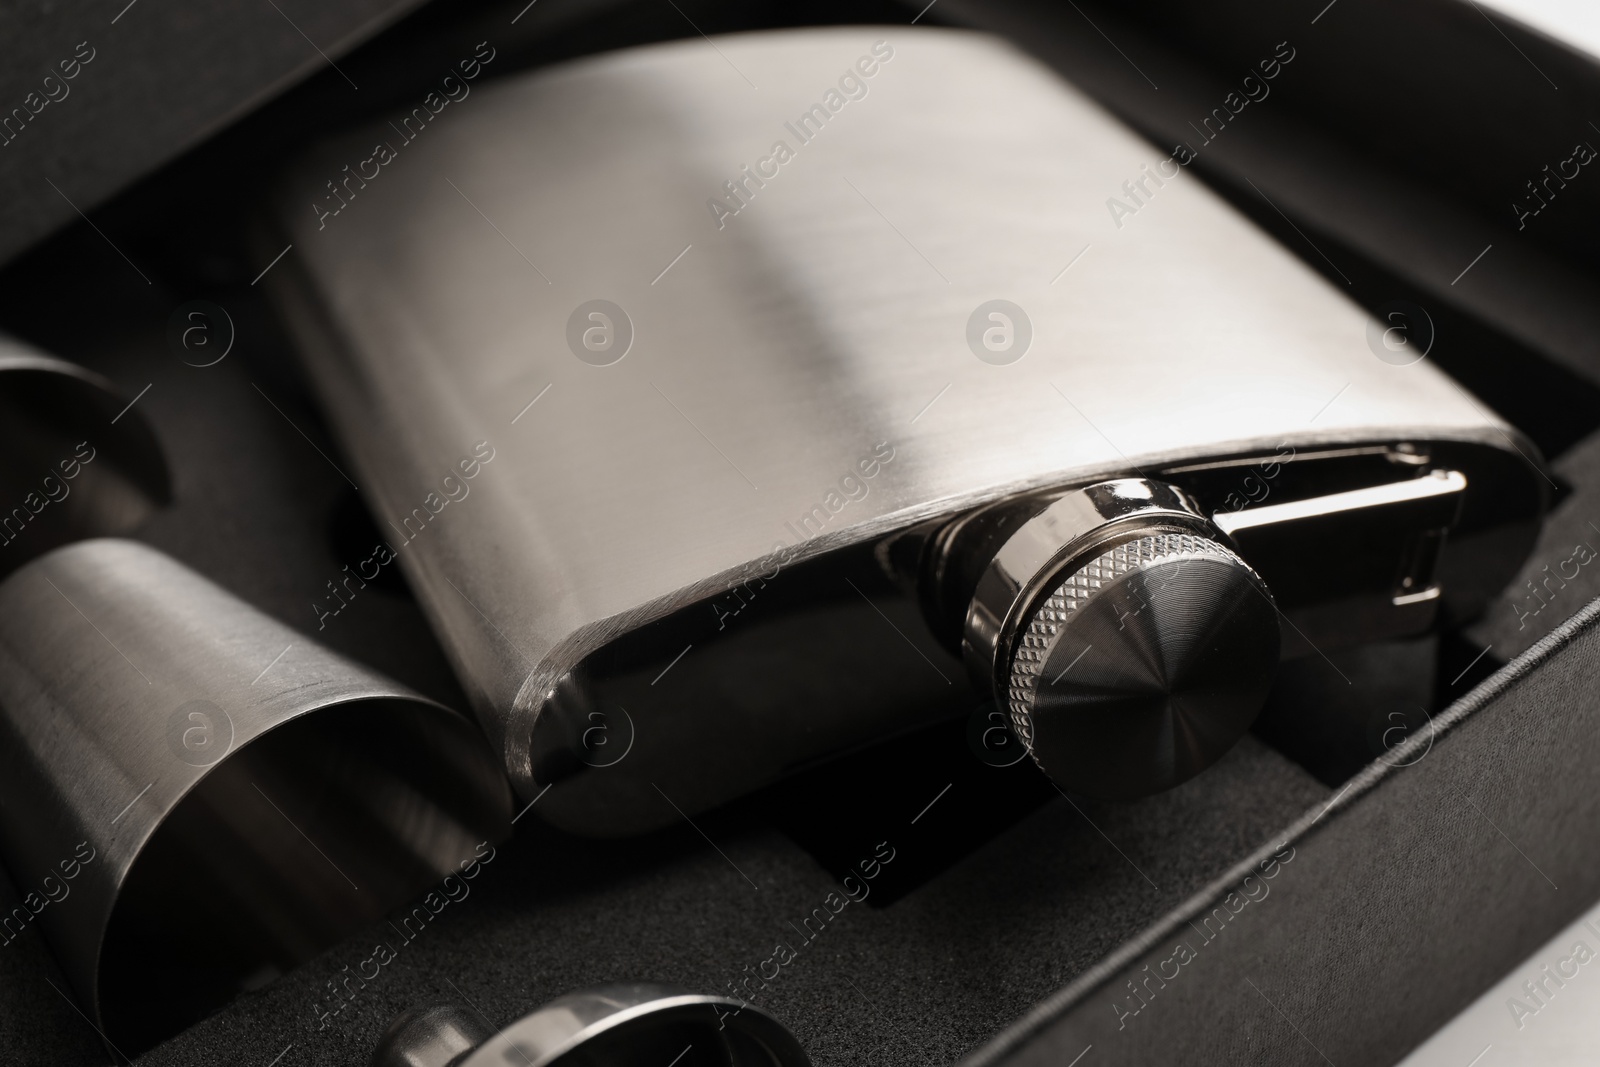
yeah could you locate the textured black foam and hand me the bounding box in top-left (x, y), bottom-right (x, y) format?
top-left (131, 733), bottom-right (1324, 1067)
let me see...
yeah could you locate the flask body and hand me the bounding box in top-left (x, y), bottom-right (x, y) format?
top-left (266, 28), bottom-right (1543, 834)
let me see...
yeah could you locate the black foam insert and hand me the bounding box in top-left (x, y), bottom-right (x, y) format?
top-left (130, 734), bottom-right (1324, 1067)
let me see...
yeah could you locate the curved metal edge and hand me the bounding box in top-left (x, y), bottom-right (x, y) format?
top-left (0, 341), bottom-right (173, 505)
top-left (0, 539), bottom-right (511, 1037)
top-left (462, 989), bottom-right (810, 1067)
top-left (84, 686), bottom-right (510, 1028)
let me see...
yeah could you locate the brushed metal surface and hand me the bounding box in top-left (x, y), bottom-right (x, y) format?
top-left (265, 27), bottom-right (1529, 823)
top-left (0, 539), bottom-right (511, 1051)
top-left (1006, 531), bottom-right (1280, 800)
top-left (0, 336), bottom-right (169, 576)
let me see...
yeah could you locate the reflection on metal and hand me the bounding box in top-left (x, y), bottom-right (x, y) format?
top-left (1215, 468), bottom-right (1467, 652)
top-left (946, 479), bottom-right (1280, 800)
top-left (370, 985), bottom-right (810, 1067)
top-left (0, 539), bottom-right (512, 1054)
top-left (266, 28), bottom-right (1544, 835)
top-left (0, 337), bottom-right (169, 577)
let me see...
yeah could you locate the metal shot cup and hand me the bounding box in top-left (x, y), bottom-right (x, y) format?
top-left (0, 337), bottom-right (170, 578)
top-left (0, 538), bottom-right (512, 1053)
top-left (371, 984), bottom-right (812, 1067)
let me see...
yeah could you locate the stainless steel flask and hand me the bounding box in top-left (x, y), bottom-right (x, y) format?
top-left (263, 27), bottom-right (1544, 835)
